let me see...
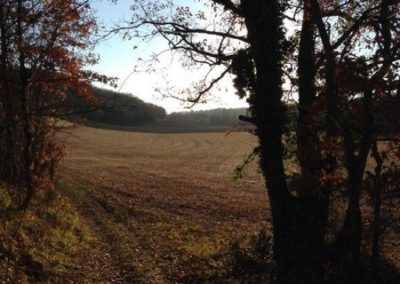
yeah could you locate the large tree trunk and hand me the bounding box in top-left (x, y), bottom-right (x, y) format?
top-left (294, 0), bottom-right (330, 280)
top-left (297, 0), bottom-right (321, 185)
top-left (241, 0), bottom-right (329, 282)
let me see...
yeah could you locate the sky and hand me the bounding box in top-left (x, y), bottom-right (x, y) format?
top-left (90, 0), bottom-right (249, 113)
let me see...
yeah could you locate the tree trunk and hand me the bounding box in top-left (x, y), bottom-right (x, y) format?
top-left (17, 0), bottom-right (35, 209)
top-left (334, 89), bottom-right (374, 282)
top-left (371, 141), bottom-right (383, 282)
top-left (0, 5), bottom-right (18, 181)
top-left (241, 0), bottom-right (329, 282)
top-left (297, 0), bottom-right (321, 183)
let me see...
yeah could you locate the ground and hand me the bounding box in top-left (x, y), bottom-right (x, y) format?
top-left (2, 124), bottom-right (398, 283)
top-left (59, 124), bottom-right (270, 283)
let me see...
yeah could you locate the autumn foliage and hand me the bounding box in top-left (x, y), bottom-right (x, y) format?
top-left (0, 0), bottom-right (106, 209)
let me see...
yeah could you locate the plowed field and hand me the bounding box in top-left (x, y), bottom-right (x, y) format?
top-left (61, 125), bottom-right (269, 283)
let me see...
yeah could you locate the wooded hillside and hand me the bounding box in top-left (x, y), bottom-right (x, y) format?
top-left (64, 87), bottom-right (167, 126)
top-left (66, 89), bottom-right (250, 130)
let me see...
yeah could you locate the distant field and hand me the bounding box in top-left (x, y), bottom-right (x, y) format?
top-left (60, 124), bottom-right (269, 282)
top-left (79, 119), bottom-right (253, 134)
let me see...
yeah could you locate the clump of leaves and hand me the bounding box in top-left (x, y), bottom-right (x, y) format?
top-left (231, 49), bottom-right (256, 100)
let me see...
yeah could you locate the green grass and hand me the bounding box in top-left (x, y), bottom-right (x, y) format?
top-left (0, 185), bottom-right (93, 283)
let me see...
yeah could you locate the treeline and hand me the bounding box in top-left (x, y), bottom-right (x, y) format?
top-left (67, 88), bottom-right (398, 137)
top-left (65, 89), bottom-right (250, 130)
top-left (64, 87), bottom-right (167, 126)
top-left (158, 108), bottom-right (249, 128)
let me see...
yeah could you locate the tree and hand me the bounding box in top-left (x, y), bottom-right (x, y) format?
top-left (117, 0), bottom-right (399, 282)
top-left (0, 0), bottom-right (108, 210)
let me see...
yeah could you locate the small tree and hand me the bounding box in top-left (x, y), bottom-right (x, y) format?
top-left (0, 0), bottom-right (108, 209)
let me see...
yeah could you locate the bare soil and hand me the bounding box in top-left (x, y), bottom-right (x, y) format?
top-left (60, 125), bottom-right (269, 283)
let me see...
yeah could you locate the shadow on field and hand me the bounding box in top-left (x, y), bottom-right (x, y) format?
top-left (179, 230), bottom-right (400, 284)
top-left (180, 231), bottom-right (276, 283)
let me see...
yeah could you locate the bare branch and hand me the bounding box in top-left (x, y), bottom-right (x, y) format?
top-left (187, 65), bottom-right (232, 107)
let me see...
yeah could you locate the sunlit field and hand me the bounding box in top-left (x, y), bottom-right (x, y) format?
top-left (60, 124), bottom-right (271, 282)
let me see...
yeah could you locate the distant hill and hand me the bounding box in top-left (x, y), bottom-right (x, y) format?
top-left (63, 87), bottom-right (251, 132)
top-left (64, 87), bottom-right (167, 126)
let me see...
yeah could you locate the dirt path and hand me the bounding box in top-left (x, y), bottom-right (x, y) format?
top-left (63, 175), bottom-right (167, 283)
top-left (59, 126), bottom-right (269, 282)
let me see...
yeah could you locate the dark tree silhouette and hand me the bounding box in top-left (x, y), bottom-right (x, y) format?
top-left (113, 0), bottom-right (399, 282)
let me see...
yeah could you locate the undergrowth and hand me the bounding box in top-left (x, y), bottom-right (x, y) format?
top-left (180, 230), bottom-right (276, 283)
top-left (0, 184), bottom-right (92, 283)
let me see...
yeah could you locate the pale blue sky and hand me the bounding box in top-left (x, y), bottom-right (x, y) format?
top-left (90, 0), bottom-right (248, 113)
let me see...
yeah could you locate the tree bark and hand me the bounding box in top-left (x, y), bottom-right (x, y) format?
top-left (297, 0), bottom-right (321, 186)
top-left (371, 141), bottom-right (383, 282)
top-left (0, 4), bottom-right (18, 181)
top-left (242, 1), bottom-right (329, 282)
top-left (17, 0), bottom-right (35, 209)
top-left (336, 90), bottom-right (374, 277)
